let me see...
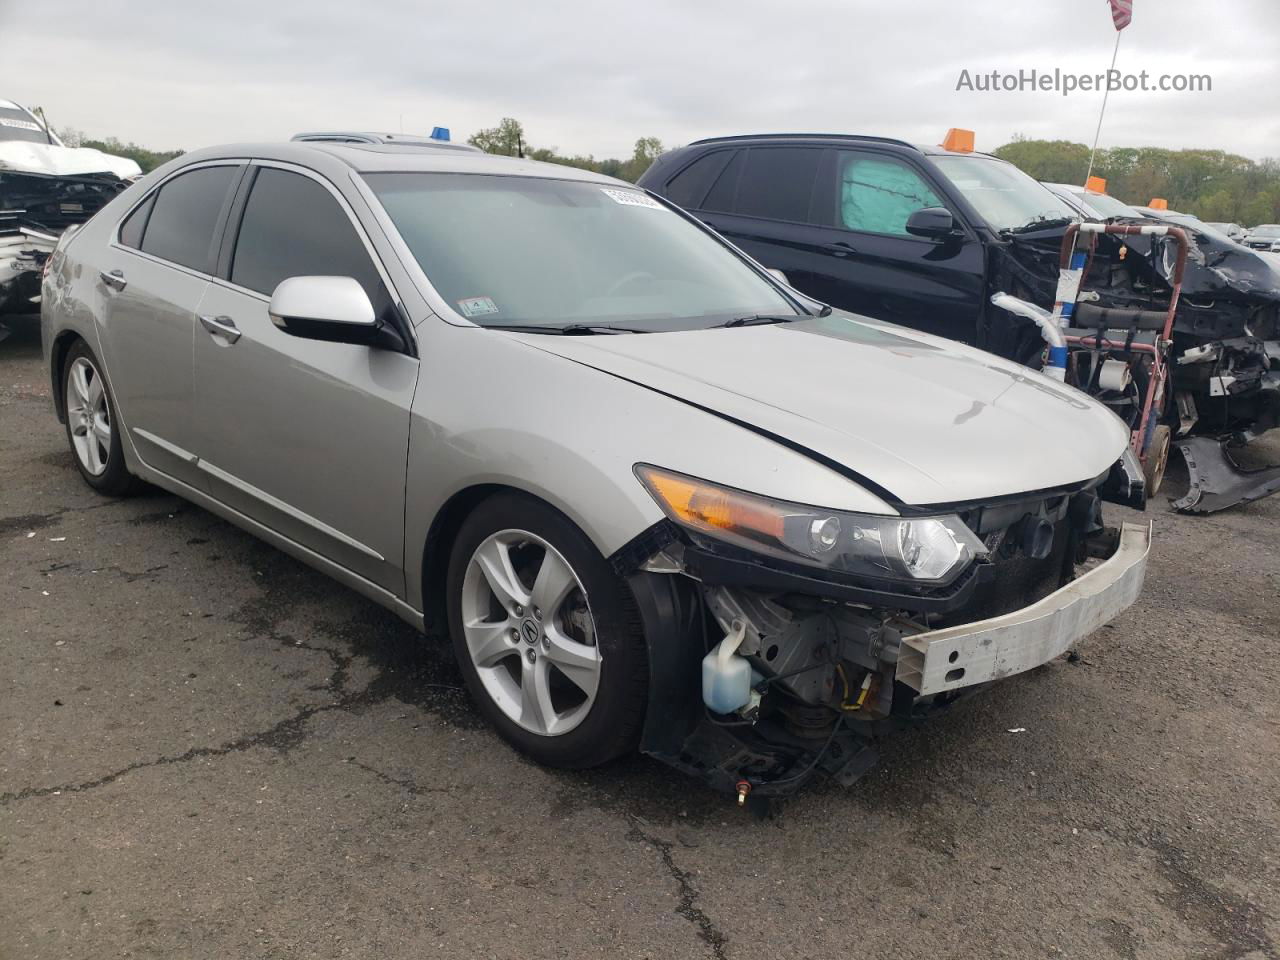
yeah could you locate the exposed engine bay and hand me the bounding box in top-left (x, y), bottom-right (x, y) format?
top-left (1, 172), bottom-right (131, 315)
top-left (985, 221), bottom-right (1280, 443)
top-left (625, 478), bottom-right (1150, 804)
top-left (0, 98), bottom-right (139, 319)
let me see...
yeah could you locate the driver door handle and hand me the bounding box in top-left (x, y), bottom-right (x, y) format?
top-left (822, 241), bottom-right (857, 257)
top-left (99, 269), bottom-right (127, 291)
top-left (199, 314), bottom-right (241, 344)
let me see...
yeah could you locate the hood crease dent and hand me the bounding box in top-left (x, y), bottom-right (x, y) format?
top-left (511, 314), bottom-right (1129, 507)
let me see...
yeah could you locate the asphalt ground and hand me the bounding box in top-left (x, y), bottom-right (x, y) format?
top-left (2, 311), bottom-right (1277, 959)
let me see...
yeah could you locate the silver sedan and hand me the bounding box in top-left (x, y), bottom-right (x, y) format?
top-left (41, 142), bottom-right (1149, 798)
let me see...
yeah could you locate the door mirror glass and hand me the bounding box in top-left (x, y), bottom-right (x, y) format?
top-left (905, 206), bottom-right (957, 239)
top-left (269, 276), bottom-right (379, 344)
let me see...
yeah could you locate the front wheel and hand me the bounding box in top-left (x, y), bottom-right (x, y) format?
top-left (445, 492), bottom-right (648, 769)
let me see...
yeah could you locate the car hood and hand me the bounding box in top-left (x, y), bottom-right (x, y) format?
top-left (512, 313), bottom-right (1130, 506)
top-left (0, 141), bottom-right (141, 179)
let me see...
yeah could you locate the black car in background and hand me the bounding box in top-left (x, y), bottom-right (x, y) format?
top-left (639, 133), bottom-right (1280, 444)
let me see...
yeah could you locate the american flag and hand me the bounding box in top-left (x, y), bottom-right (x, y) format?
top-left (1109, 0), bottom-right (1133, 30)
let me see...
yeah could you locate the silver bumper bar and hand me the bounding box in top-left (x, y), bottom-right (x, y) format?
top-left (897, 522), bottom-right (1151, 695)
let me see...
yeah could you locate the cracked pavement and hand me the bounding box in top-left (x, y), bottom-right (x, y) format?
top-left (2, 313), bottom-right (1278, 959)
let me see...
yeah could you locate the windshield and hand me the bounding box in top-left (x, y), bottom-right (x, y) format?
top-left (366, 173), bottom-right (797, 330)
top-left (0, 106), bottom-right (52, 144)
top-left (1073, 189), bottom-right (1143, 219)
top-left (932, 155), bottom-right (1078, 231)
top-left (1254, 225), bottom-right (1280, 237)
top-left (1159, 212), bottom-right (1239, 245)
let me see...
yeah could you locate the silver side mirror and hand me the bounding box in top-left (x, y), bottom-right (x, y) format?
top-left (766, 268), bottom-right (790, 286)
top-left (269, 276), bottom-right (377, 343)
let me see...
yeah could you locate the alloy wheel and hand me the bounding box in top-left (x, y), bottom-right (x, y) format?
top-left (460, 529), bottom-right (602, 736)
top-left (65, 356), bottom-right (111, 476)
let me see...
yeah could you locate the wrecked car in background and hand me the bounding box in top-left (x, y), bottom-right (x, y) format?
top-left (1, 99), bottom-right (140, 320)
top-left (640, 133), bottom-right (1280, 512)
top-left (41, 141), bottom-right (1150, 801)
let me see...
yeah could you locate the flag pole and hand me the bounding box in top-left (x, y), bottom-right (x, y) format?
top-left (1085, 28), bottom-right (1122, 183)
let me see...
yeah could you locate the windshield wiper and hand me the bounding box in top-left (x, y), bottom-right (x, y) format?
top-left (482, 322), bottom-right (644, 335)
top-left (720, 314), bottom-right (803, 328)
top-left (1004, 216), bottom-right (1076, 236)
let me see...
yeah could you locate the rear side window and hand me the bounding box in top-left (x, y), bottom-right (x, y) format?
top-left (118, 193), bottom-right (155, 249)
top-left (701, 150), bottom-right (744, 213)
top-left (140, 165), bottom-right (237, 272)
top-left (837, 152), bottom-right (943, 236)
top-left (664, 152), bottom-right (731, 209)
top-left (734, 148), bottom-right (822, 223)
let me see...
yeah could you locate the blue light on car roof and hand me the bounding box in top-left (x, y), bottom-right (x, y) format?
top-left (430, 127), bottom-right (451, 142)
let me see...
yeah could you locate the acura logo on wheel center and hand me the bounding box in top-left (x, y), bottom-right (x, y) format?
top-left (520, 618), bottom-right (540, 644)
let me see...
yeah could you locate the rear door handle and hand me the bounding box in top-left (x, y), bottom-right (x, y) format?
top-left (199, 314), bottom-right (241, 344)
top-left (99, 269), bottom-right (127, 291)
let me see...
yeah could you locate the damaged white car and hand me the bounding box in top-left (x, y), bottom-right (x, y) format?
top-left (1, 99), bottom-right (140, 319)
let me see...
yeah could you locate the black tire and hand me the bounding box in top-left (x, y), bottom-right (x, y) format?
top-left (61, 339), bottom-right (140, 497)
top-left (445, 491), bottom-right (648, 769)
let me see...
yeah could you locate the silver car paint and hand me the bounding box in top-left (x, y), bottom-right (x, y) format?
top-left (43, 141), bottom-right (1129, 632)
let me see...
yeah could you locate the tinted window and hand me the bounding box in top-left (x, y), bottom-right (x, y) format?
top-left (140, 166), bottom-right (237, 271)
top-left (118, 193), bottom-right (155, 249)
top-left (734, 148), bottom-right (822, 223)
top-left (367, 173), bottom-right (794, 331)
top-left (231, 168), bottom-right (383, 302)
top-left (837, 152), bottom-right (944, 236)
top-left (664, 152), bottom-right (730, 209)
top-left (702, 150), bottom-right (744, 213)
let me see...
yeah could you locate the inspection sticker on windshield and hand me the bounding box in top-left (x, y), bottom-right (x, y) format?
top-left (601, 188), bottom-right (663, 209)
top-left (457, 296), bottom-right (499, 317)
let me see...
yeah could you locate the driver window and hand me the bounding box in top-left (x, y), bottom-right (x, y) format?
top-left (837, 152), bottom-right (944, 237)
top-left (231, 167), bottom-right (390, 319)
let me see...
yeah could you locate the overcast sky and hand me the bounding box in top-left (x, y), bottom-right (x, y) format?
top-left (3, 0), bottom-right (1277, 161)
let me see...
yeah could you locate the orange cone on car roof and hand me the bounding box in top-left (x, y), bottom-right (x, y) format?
top-left (941, 128), bottom-right (975, 153)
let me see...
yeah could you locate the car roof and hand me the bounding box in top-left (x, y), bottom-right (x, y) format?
top-left (162, 141), bottom-right (626, 185)
top-left (685, 132), bottom-right (1004, 160)
top-left (291, 131), bottom-right (482, 152)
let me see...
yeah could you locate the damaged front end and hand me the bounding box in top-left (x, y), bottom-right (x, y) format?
top-left (619, 469), bottom-right (1150, 801)
top-left (986, 220), bottom-right (1280, 442)
top-left (1, 170), bottom-right (132, 316)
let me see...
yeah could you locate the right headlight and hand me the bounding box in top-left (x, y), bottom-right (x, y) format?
top-left (636, 465), bottom-right (987, 586)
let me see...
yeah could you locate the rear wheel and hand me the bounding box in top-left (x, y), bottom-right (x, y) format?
top-left (446, 492), bottom-right (648, 769)
top-left (1144, 424), bottom-right (1172, 495)
top-left (62, 341), bottom-right (138, 496)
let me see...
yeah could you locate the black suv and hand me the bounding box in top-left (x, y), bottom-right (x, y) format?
top-left (639, 133), bottom-right (1280, 442)
top-left (638, 133), bottom-right (1088, 354)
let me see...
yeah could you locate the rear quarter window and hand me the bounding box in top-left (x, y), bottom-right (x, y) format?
top-left (663, 152), bottom-right (731, 209)
top-left (139, 165), bottom-right (238, 272)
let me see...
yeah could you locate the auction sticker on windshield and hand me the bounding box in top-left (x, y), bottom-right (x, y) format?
top-left (601, 188), bottom-right (663, 209)
top-left (457, 296), bottom-right (500, 317)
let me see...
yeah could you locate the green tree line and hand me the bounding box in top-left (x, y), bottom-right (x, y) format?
top-left (993, 137), bottom-right (1280, 226)
top-left (467, 117), bottom-right (662, 182)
